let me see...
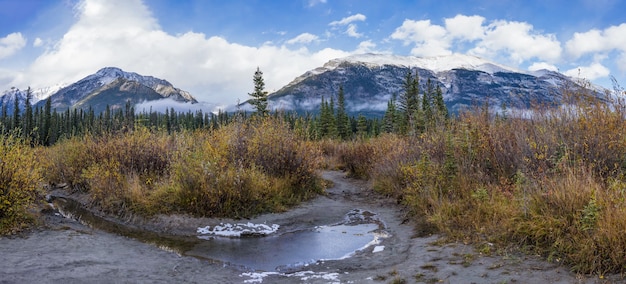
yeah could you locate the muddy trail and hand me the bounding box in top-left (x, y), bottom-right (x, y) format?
top-left (0, 171), bottom-right (616, 283)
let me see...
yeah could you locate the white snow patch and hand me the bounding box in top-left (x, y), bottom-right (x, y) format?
top-left (327, 53), bottom-right (529, 75)
top-left (241, 272), bottom-right (279, 283)
top-left (197, 222), bottom-right (280, 237)
top-left (373, 245), bottom-right (385, 253)
top-left (240, 271), bottom-right (341, 283)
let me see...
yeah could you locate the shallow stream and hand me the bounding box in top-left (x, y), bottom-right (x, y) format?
top-left (50, 196), bottom-right (387, 272)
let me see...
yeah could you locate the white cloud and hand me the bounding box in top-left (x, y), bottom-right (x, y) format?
top-left (345, 24), bottom-right (363, 38)
top-left (9, 0), bottom-right (351, 107)
top-left (0, 32), bottom-right (27, 60)
top-left (286, 33), bottom-right (319, 45)
top-left (565, 62), bottom-right (610, 80)
top-left (445, 14), bottom-right (485, 41)
top-left (390, 19), bottom-right (451, 57)
top-left (391, 15), bottom-right (562, 65)
top-left (355, 40), bottom-right (376, 53)
top-left (565, 23), bottom-right (626, 59)
top-left (528, 62), bottom-right (559, 72)
top-left (329, 13), bottom-right (367, 39)
top-left (308, 0), bottom-right (327, 7)
top-left (33, 38), bottom-right (44, 47)
top-left (329, 14), bottom-right (366, 26)
top-left (469, 20), bottom-right (561, 64)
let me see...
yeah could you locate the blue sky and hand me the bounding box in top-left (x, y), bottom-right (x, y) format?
top-left (1, 0), bottom-right (625, 107)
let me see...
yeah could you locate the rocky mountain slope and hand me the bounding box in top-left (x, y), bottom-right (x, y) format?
top-left (1, 67), bottom-right (197, 114)
top-left (263, 53), bottom-right (600, 116)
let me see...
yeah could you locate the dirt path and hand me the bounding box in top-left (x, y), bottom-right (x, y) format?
top-left (0, 171), bottom-right (616, 283)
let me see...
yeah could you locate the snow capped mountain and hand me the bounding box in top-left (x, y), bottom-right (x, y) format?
top-left (1, 67), bottom-right (198, 114)
top-left (31, 67), bottom-right (198, 113)
top-left (265, 53), bottom-right (601, 116)
top-left (330, 53), bottom-right (527, 74)
top-left (0, 85), bottom-right (66, 114)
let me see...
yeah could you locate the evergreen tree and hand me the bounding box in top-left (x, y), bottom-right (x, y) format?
top-left (434, 84), bottom-right (448, 121)
top-left (422, 78), bottom-right (434, 129)
top-left (383, 93), bottom-right (397, 133)
top-left (23, 87), bottom-right (33, 139)
top-left (397, 68), bottom-right (420, 135)
top-left (319, 96), bottom-right (337, 138)
top-left (356, 114), bottom-right (368, 138)
top-left (12, 93), bottom-right (19, 131)
top-left (249, 67), bottom-right (269, 116)
top-left (335, 86), bottom-right (350, 139)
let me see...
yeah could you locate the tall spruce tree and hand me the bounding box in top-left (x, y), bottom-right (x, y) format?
top-left (12, 93), bottom-right (19, 131)
top-left (23, 87), bottom-right (33, 139)
top-left (335, 86), bottom-right (350, 139)
top-left (397, 68), bottom-right (420, 135)
top-left (422, 78), bottom-right (434, 129)
top-left (383, 93), bottom-right (397, 133)
top-left (249, 67), bottom-right (269, 116)
top-left (434, 84), bottom-right (448, 121)
top-left (356, 114), bottom-right (368, 138)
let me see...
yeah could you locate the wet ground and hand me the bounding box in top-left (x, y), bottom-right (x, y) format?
top-left (0, 171), bottom-right (620, 283)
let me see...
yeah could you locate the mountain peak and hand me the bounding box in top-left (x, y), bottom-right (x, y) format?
top-left (30, 67), bottom-right (197, 112)
top-left (95, 67), bottom-right (125, 77)
top-left (329, 53), bottom-right (527, 75)
top-left (267, 53), bottom-right (599, 116)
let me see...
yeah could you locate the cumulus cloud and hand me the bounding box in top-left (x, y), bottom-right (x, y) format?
top-left (33, 38), bottom-right (44, 47)
top-left (469, 20), bottom-right (561, 64)
top-left (329, 13), bottom-right (366, 38)
top-left (566, 24), bottom-right (626, 58)
top-left (355, 40), bottom-right (376, 53)
top-left (444, 14), bottom-right (485, 41)
top-left (329, 14), bottom-right (366, 26)
top-left (565, 62), bottom-right (610, 80)
top-left (390, 19), bottom-right (451, 57)
top-left (11, 0), bottom-right (350, 106)
top-left (286, 33), bottom-right (319, 45)
top-left (528, 62), bottom-right (559, 72)
top-left (345, 24), bottom-right (363, 38)
top-left (0, 32), bottom-right (27, 60)
top-left (391, 16), bottom-right (561, 64)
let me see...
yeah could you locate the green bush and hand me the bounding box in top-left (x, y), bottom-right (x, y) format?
top-left (0, 136), bottom-right (44, 234)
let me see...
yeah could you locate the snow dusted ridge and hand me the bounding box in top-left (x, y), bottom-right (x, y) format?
top-left (331, 53), bottom-right (528, 75)
top-left (283, 53), bottom-right (529, 90)
top-left (197, 222), bottom-right (280, 237)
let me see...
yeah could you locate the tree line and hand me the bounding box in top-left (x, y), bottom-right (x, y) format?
top-left (0, 67), bottom-right (447, 146)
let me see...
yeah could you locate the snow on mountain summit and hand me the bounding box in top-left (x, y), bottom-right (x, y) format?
top-left (329, 53), bottom-right (528, 75)
top-left (286, 53), bottom-right (528, 90)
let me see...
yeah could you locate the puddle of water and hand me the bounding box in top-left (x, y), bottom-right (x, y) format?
top-left (189, 223), bottom-right (380, 271)
top-left (50, 196), bottom-right (387, 272)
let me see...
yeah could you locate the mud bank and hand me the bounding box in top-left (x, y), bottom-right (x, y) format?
top-left (0, 171), bottom-right (617, 283)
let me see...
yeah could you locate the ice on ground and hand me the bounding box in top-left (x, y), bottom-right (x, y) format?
top-left (240, 271), bottom-right (340, 284)
top-left (373, 245), bottom-right (385, 253)
top-left (241, 272), bottom-right (279, 283)
top-left (197, 222), bottom-right (280, 237)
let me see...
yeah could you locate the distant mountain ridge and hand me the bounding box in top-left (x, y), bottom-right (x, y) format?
top-left (1, 67), bottom-right (198, 114)
top-left (258, 53), bottom-right (601, 116)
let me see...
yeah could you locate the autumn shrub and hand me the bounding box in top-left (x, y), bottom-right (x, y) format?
top-left (43, 128), bottom-right (175, 214)
top-left (45, 117), bottom-right (322, 218)
top-left (159, 117), bottom-right (323, 218)
top-left (338, 133), bottom-right (407, 180)
top-left (347, 87), bottom-right (626, 275)
top-left (0, 136), bottom-right (44, 234)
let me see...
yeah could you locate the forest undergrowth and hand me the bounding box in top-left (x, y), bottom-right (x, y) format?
top-left (2, 85), bottom-right (626, 276)
top-left (335, 91), bottom-right (626, 275)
